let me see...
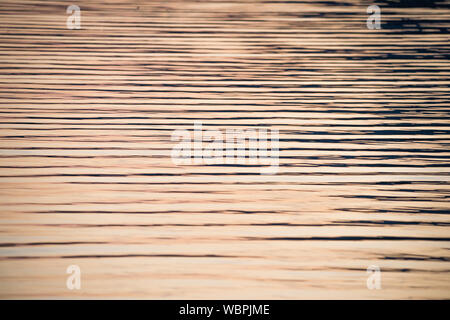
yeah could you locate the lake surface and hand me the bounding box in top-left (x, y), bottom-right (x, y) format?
top-left (0, 0), bottom-right (449, 299)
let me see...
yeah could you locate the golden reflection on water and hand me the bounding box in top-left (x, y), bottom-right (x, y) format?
top-left (0, 0), bottom-right (449, 299)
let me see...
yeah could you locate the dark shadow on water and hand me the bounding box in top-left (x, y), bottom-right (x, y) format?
top-left (377, 0), bottom-right (449, 8)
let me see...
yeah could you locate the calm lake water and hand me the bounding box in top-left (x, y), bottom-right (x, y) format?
top-left (0, 0), bottom-right (449, 299)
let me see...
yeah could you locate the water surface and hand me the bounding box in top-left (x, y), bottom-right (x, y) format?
top-left (0, 0), bottom-right (449, 299)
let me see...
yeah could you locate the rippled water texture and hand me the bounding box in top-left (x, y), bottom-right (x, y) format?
top-left (0, 0), bottom-right (449, 299)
